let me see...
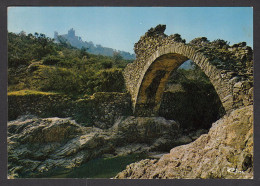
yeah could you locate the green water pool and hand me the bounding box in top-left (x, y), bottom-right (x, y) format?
top-left (42, 153), bottom-right (148, 178)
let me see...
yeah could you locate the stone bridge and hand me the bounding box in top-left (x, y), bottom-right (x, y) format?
top-left (123, 25), bottom-right (253, 116)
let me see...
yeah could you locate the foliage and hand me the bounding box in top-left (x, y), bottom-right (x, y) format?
top-left (8, 90), bottom-right (57, 96)
top-left (38, 67), bottom-right (82, 94)
top-left (8, 32), bottom-right (58, 67)
top-left (42, 55), bottom-right (62, 65)
top-left (94, 68), bottom-right (126, 92)
top-left (169, 33), bottom-right (186, 43)
top-left (211, 39), bottom-right (230, 48)
top-left (189, 37), bottom-right (209, 45)
top-left (8, 32), bottom-right (132, 96)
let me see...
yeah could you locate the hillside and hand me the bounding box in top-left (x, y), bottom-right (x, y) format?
top-left (54, 28), bottom-right (136, 60)
top-left (8, 32), bottom-right (132, 96)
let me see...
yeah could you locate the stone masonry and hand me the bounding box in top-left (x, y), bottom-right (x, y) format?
top-left (123, 24), bottom-right (253, 116)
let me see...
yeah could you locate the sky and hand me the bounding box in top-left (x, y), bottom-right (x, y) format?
top-left (8, 7), bottom-right (253, 53)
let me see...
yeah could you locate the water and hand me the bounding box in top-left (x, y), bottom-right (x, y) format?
top-left (47, 153), bottom-right (148, 178)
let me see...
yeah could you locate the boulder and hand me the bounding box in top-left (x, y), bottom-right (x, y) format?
top-left (111, 116), bottom-right (179, 144)
top-left (8, 116), bottom-right (85, 143)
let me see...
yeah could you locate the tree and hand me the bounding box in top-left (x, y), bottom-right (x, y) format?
top-left (113, 51), bottom-right (123, 67)
top-left (80, 47), bottom-right (89, 58)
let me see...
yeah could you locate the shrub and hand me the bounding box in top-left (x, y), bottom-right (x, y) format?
top-left (8, 56), bottom-right (30, 68)
top-left (42, 55), bottom-right (61, 65)
top-left (101, 61), bottom-right (113, 69)
top-left (94, 68), bottom-right (126, 92)
top-left (39, 67), bottom-right (81, 94)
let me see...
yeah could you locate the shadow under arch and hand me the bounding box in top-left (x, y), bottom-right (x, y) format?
top-left (158, 60), bottom-right (225, 130)
top-left (133, 52), bottom-right (226, 117)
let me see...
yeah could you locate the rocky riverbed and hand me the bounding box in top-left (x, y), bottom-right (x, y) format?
top-left (8, 106), bottom-right (252, 179)
top-left (8, 115), bottom-right (207, 178)
top-left (115, 105), bottom-right (253, 179)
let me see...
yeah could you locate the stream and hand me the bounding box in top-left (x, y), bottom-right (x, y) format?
top-left (36, 153), bottom-right (150, 178)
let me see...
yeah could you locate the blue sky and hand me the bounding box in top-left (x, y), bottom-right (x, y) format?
top-left (8, 7), bottom-right (253, 53)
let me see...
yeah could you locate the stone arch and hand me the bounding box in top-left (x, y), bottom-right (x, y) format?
top-left (129, 43), bottom-right (231, 116)
top-left (123, 25), bottom-right (253, 117)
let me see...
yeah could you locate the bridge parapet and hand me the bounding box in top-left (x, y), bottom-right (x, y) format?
top-left (124, 25), bottom-right (253, 116)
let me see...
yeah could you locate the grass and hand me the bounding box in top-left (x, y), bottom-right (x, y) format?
top-left (8, 89), bottom-right (58, 96)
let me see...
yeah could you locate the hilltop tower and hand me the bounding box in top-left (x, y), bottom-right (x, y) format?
top-left (68, 28), bottom-right (75, 38)
top-left (54, 31), bottom-right (58, 40)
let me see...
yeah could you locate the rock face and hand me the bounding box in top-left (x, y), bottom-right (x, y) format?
top-left (115, 105), bottom-right (253, 179)
top-left (8, 116), bottom-right (102, 178)
top-left (112, 116), bottom-right (179, 144)
top-left (8, 115), bottom-right (183, 178)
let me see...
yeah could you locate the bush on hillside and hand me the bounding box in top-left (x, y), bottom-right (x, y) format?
top-left (42, 55), bottom-right (61, 65)
top-left (94, 68), bottom-right (126, 92)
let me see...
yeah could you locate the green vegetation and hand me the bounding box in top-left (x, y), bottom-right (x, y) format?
top-left (8, 32), bottom-right (132, 96)
top-left (7, 89), bottom-right (58, 96)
